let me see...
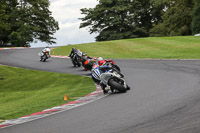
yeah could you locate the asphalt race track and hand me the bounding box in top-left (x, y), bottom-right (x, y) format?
top-left (1, 48), bottom-right (200, 133)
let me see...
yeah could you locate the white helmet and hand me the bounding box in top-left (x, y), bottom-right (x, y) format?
top-left (98, 57), bottom-right (103, 61)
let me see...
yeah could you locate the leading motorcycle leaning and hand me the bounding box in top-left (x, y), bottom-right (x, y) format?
top-left (39, 46), bottom-right (51, 62)
top-left (69, 48), bottom-right (81, 67)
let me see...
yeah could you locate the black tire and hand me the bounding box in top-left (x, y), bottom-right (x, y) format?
top-left (77, 63), bottom-right (81, 67)
top-left (108, 79), bottom-right (127, 93)
top-left (72, 61), bottom-right (76, 67)
top-left (43, 55), bottom-right (47, 62)
top-left (110, 87), bottom-right (114, 93)
top-left (41, 56), bottom-right (45, 62)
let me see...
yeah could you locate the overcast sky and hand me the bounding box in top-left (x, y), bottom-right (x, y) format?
top-left (31, 0), bottom-right (98, 47)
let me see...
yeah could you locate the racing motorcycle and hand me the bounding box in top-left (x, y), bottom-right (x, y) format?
top-left (70, 53), bottom-right (81, 67)
top-left (40, 51), bottom-right (50, 62)
top-left (92, 65), bottom-right (130, 93)
top-left (81, 54), bottom-right (96, 71)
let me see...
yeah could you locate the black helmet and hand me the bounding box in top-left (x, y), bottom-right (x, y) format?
top-left (72, 47), bottom-right (76, 52)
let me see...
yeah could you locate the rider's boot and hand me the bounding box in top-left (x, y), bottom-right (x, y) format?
top-left (100, 82), bottom-right (107, 94)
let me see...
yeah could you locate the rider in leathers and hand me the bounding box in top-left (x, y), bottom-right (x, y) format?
top-left (91, 57), bottom-right (130, 94)
top-left (91, 57), bottom-right (112, 94)
top-left (69, 47), bottom-right (77, 58)
top-left (40, 46), bottom-right (51, 61)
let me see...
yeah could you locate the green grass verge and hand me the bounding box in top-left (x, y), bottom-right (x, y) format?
top-left (0, 65), bottom-right (96, 120)
top-left (51, 36), bottom-right (200, 59)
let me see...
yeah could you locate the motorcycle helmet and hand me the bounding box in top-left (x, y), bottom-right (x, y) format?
top-left (82, 52), bottom-right (86, 56)
top-left (98, 57), bottom-right (103, 61)
top-left (72, 47), bottom-right (76, 52)
top-left (98, 60), bottom-right (106, 66)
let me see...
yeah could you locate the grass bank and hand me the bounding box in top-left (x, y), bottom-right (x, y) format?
top-left (0, 65), bottom-right (95, 120)
top-left (51, 36), bottom-right (200, 59)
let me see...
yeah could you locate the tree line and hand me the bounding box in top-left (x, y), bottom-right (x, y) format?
top-left (80, 0), bottom-right (200, 41)
top-left (0, 0), bottom-right (59, 47)
top-left (1, 0), bottom-right (199, 46)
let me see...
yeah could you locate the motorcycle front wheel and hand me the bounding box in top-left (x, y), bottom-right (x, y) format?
top-left (41, 55), bottom-right (46, 62)
top-left (108, 79), bottom-right (127, 93)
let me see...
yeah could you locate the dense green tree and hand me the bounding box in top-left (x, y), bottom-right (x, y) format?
top-left (0, 0), bottom-right (59, 47)
top-left (80, 0), bottom-right (197, 41)
top-left (150, 0), bottom-right (194, 36)
top-left (192, 0), bottom-right (200, 34)
top-left (28, 0), bottom-right (59, 45)
top-left (80, 0), bottom-right (152, 41)
top-left (79, 0), bottom-right (175, 41)
top-left (138, 0), bottom-right (168, 35)
top-left (0, 0), bottom-right (14, 45)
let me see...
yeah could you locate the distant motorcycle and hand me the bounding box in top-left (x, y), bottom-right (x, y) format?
top-left (83, 58), bottom-right (96, 71)
top-left (39, 51), bottom-right (50, 62)
top-left (81, 54), bottom-right (96, 71)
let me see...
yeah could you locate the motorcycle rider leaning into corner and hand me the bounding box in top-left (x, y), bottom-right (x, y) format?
top-left (40, 46), bottom-right (51, 61)
top-left (69, 47), bottom-right (77, 58)
top-left (91, 57), bottom-right (130, 94)
top-left (91, 57), bottom-right (113, 94)
top-left (69, 48), bottom-right (83, 57)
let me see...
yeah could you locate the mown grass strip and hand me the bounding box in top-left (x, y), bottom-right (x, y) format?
top-left (51, 36), bottom-right (200, 59)
top-left (0, 65), bottom-right (95, 120)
